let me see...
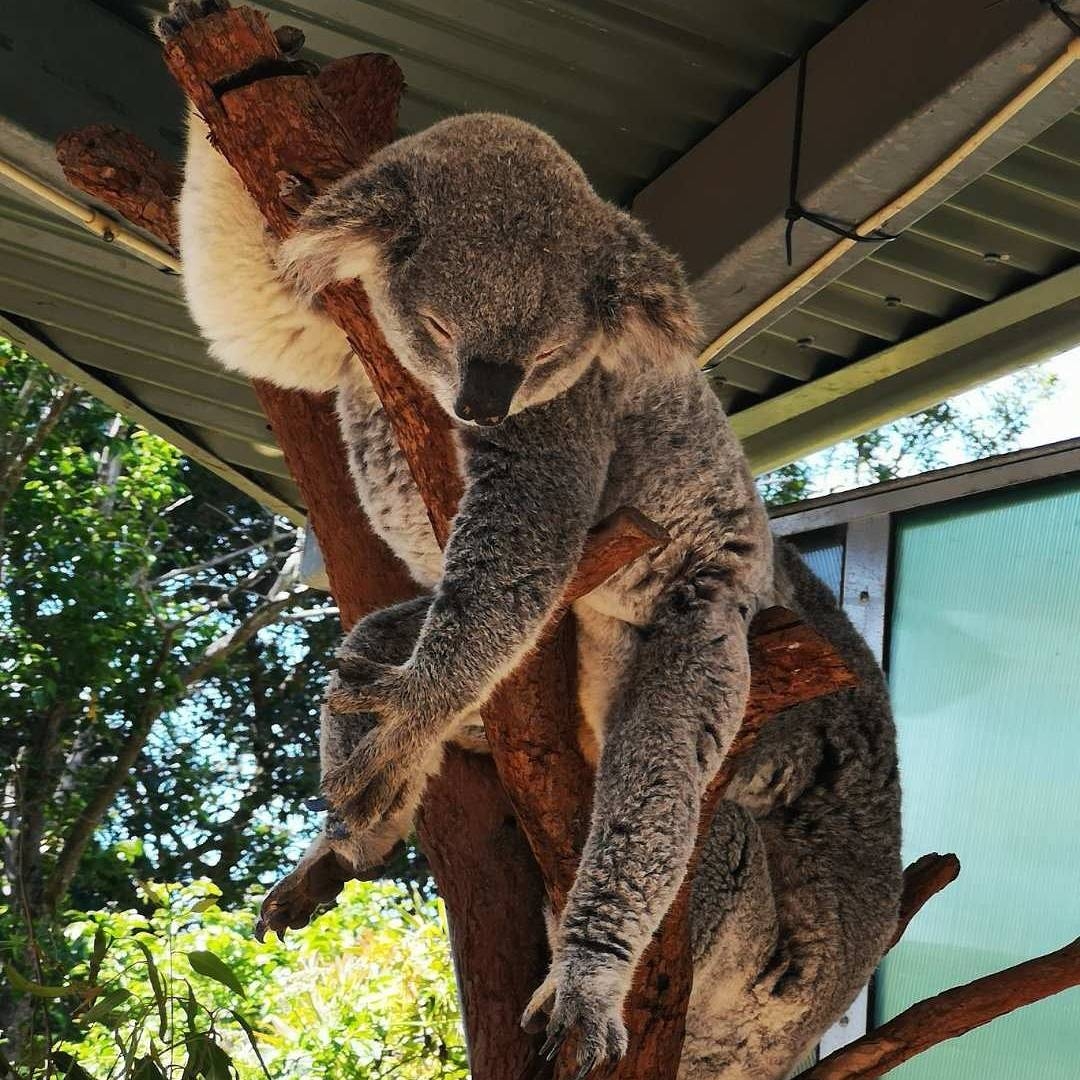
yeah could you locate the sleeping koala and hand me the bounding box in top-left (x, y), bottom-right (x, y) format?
top-left (161, 5), bottom-right (901, 1076)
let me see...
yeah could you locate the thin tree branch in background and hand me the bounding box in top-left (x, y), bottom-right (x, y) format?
top-left (0, 380), bottom-right (77, 531)
top-left (40, 630), bottom-right (176, 913)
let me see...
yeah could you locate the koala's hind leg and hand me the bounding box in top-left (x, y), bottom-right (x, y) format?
top-left (682, 804), bottom-right (810, 1080)
top-left (258, 596), bottom-right (438, 938)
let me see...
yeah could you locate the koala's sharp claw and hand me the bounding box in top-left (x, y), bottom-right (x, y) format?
top-left (539, 1030), bottom-right (565, 1062)
top-left (572, 1064), bottom-right (595, 1080)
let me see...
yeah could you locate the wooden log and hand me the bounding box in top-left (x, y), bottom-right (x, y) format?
top-left (417, 748), bottom-right (550, 1080)
top-left (802, 936), bottom-right (1080, 1080)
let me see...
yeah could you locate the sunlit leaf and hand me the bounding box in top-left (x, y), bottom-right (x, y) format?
top-left (188, 950), bottom-right (245, 997)
top-left (133, 939), bottom-right (168, 1039)
top-left (3, 963), bottom-right (75, 998)
top-left (80, 987), bottom-right (132, 1023)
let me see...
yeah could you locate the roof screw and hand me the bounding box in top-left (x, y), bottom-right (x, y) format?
top-left (983, 251), bottom-right (1010, 263)
top-left (795, 336), bottom-right (814, 349)
top-left (883, 295), bottom-right (902, 307)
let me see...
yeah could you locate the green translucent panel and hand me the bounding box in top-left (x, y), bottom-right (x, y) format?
top-left (875, 475), bottom-right (1080, 1079)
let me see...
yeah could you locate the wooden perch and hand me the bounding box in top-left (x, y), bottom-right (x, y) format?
top-left (60, 8), bottom-right (861, 1077)
top-left (804, 936), bottom-right (1080, 1080)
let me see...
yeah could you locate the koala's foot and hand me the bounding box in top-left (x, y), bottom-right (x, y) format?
top-left (155, 0), bottom-right (229, 41)
top-left (521, 955), bottom-right (630, 1078)
top-left (255, 834), bottom-right (353, 942)
top-left (255, 831), bottom-right (407, 941)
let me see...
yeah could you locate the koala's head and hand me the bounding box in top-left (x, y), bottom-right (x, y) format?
top-left (280, 114), bottom-right (699, 426)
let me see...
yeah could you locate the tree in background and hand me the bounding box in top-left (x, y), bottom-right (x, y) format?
top-left (757, 364), bottom-right (1059, 505)
top-left (0, 341), bottom-right (342, 1036)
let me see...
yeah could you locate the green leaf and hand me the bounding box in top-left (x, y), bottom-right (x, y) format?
top-left (187, 950), bottom-right (245, 997)
top-left (80, 987), bottom-right (131, 1023)
top-left (132, 1056), bottom-right (166, 1080)
top-left (133, 939), bottom-right (168, 1039)
top-left (229, 1010), bottom-right (272, 1080)
top-left (181, 1034), bottom-right (210, 1080)
top-left (182, 980), bottom-right (199, 1030)
top-left (203, 1040), bottom-right (234, 1080)
top-left (3, 963), bottom-right (75, 997)
top-left (53, 1051), bottom-right (98, 1080)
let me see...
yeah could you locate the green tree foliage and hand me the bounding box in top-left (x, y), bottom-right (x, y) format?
top-left (0, 341), bottom-right (339, 930)
top-left (757, 365), bottom-right (1059, 506)
top-left (3, 880), bottom-right (467, 1080)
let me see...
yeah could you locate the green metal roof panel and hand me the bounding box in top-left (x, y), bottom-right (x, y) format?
top-left (101, 0), bottom-right (867, 204)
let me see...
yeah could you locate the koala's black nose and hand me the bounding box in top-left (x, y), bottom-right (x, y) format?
top-left (455, 358), bottom-right (524, 426)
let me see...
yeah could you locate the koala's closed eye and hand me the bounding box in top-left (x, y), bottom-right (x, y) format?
top-left (535, 343), bottom-right (566, 362)
top-left (420, 311), bottom-right (454, 345)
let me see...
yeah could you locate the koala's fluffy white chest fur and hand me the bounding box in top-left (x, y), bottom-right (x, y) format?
top-left (178, 110), bottom-right (443, 589)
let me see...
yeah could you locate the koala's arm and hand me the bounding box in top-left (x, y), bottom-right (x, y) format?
top-left (337, 374), bottom-right (613, 733)
top-left (422, 391), bottom-right (613, 716)
top-left (523, 567), bottom-right (757, 1064)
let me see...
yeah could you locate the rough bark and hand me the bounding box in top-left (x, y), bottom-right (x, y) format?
top-left (56, 125), bottom-right (182, 248)
top-left (803, 936), bottom-right (1080, 1080)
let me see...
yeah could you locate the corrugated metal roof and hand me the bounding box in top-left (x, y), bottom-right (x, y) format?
top-left (708, 107), bottom-right (1080, 413)
top-left (2, 0), bottom-right (1078, 515)
top-left (1, 0), bottom-right (869, 515)
top-left (101, 0), bottom-right (867, 205)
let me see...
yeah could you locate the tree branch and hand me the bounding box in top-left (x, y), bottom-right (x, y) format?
top-left (41, 630), bottom-right (175, 913)
top-left (0, 381), bottom-right (78, 528)
top-left (803, 937), bottom-right (1080, 1080)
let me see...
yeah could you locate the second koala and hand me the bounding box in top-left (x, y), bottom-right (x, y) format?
top-left (165, 8), bottom-right (901, 1072)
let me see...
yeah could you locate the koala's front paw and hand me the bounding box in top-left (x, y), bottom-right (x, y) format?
top-left (155, 0), bottom-right (229, 41)
top-left (521, 954), bottom-right (630, 1079)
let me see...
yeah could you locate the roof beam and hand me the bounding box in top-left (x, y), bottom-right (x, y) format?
top-left (733, 263), bottom-right (1080, 474)
top-left (633, 0), bottom-right (1080, 352)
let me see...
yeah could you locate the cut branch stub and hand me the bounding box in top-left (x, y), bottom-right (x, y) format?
top-left (56, 125), bottom-right (182, 249)
top-left (890, 852), bottom-right (961, 950)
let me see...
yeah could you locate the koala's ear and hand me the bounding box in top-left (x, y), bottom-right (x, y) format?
top-left (277, 159), bottom-right (418, 301)
top-left (588, 212), bottom-right (700, 368)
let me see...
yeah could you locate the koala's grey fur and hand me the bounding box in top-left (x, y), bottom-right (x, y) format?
top-left (164, 4), bottom-right (900, 1070)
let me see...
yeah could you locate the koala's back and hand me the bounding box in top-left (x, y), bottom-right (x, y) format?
top-left (682, 541), bottom-right (902, 1080)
